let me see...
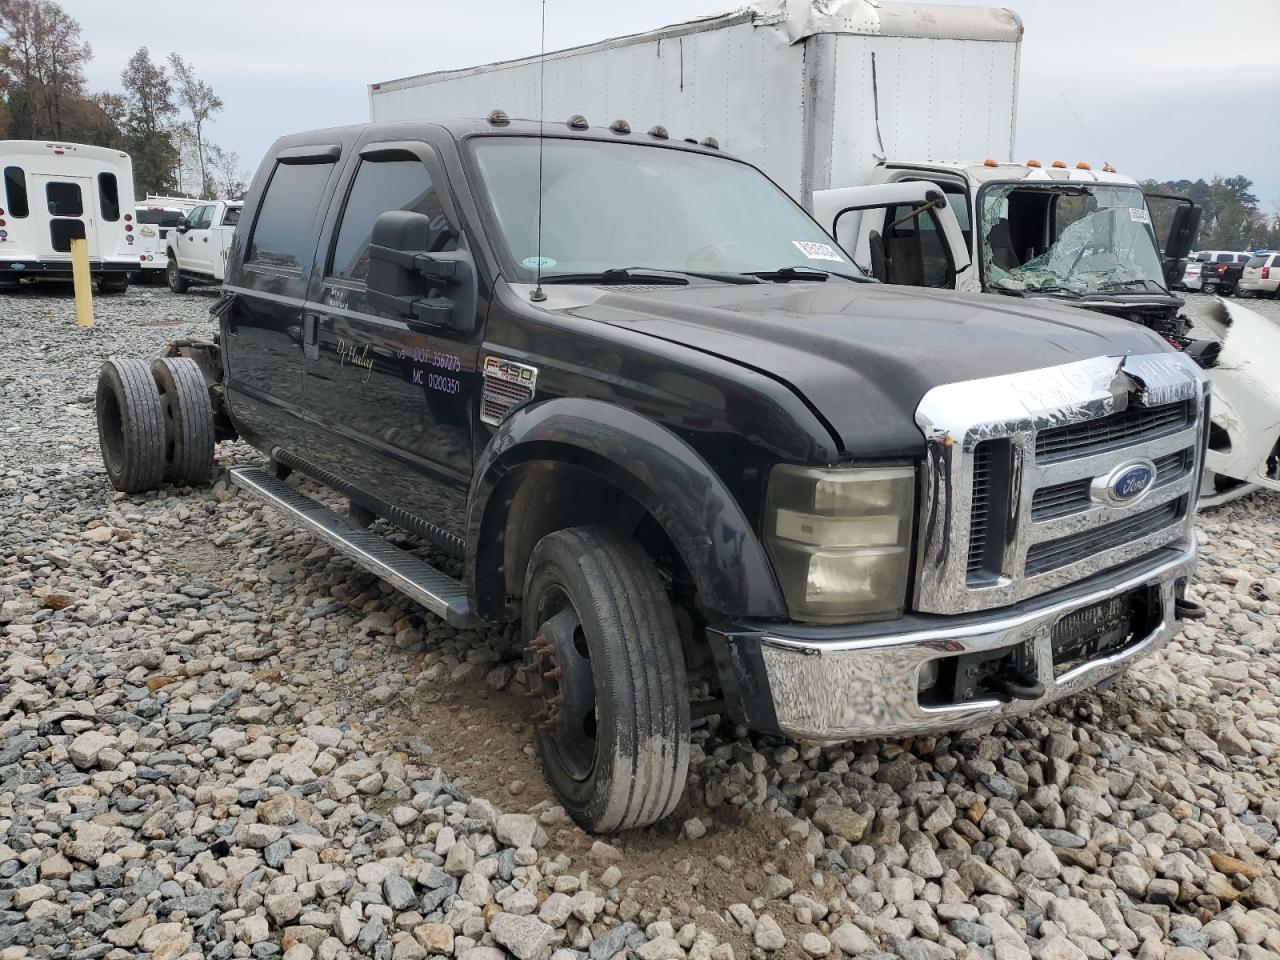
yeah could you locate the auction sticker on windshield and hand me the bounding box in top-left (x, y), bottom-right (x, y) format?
top-left (1129, 208), bottom-right (1151, 224)
top-left (791, 240), bottom-right (845, 262)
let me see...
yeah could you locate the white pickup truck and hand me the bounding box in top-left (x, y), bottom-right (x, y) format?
top-left (165, 199), bottom-right (241, 291)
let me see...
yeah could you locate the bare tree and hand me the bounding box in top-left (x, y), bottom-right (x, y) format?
top-left (206, 142), bottom-right (248, 199)
top-left (168, 53), bottom-right (222, 198)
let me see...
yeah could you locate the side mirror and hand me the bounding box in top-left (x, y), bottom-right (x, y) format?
top-left (367, 210), bottom-right (476, 334)
top-left (868, 230), bottom-right (888, 283)
top-left (1183, 338), bottom-right (1221, 370)
top-left (176, 222), bottom-right (190, 234)
top-left (1165, 203), bottom-right (1202, 262)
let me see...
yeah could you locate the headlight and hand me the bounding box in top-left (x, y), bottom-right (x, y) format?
top-left (765, 464), bottom-right (915, 623)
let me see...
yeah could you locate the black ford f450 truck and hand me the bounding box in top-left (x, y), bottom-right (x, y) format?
top-left (96, 117), bottom-right (1209, 832)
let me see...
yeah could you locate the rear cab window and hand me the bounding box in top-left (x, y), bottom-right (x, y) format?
top-left (247, 160), bottom-right (335, 272)
top-left (222, 206), bottom-right (241, 227)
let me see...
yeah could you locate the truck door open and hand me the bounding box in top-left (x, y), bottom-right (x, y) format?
top-left (1143, 192), bottom-right (1202, 290)
top-left (813, 182), bottom-right (969, 288)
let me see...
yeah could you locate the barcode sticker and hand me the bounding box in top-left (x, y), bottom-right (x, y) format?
top-left (791, 240), bottom-right (846, 262)
top-left (1129, 207), bottom-right (1151, 224)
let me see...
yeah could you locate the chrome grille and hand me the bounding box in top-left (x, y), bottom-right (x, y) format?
top-left (1036, 401), bottom-right (1192, 463)
top-left (1030, 450), bottom-right (1189, 522)
top-left (1025, 498), bottom-right (1186, 576)
top-left (967, 441), bottom-right (994, 578)
top-left (914, 353), bottom-right (1208, 615)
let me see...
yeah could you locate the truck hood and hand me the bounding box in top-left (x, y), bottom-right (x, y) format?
top-left (533, 280), bottom-right (1174, 458)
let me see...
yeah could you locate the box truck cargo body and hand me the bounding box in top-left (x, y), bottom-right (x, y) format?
top-left (368, 0), bottom-right (1022, 208)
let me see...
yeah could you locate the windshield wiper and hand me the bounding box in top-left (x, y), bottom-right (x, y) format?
top-left (1096, 278), bottom-right (1168, 294)
top-left (746, 265), bottom-right (866, 282)
top-left (540, 267), bottom-right (760, 286)
top-left (1022, 285), bottom-right (1083, 299)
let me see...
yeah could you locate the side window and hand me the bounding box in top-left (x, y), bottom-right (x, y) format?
top-left (98, 173), bottom-right (120, 221)
top-left (882, 204), bottom-right (950, 288)
top-left (1215, 253), bottom-right (1233, 263)
top-left (222, 206), bottom-right (241, 227)
top-left (329, 157), bottom-right (456, 281)
top-left (46, 181), bottom-right (83, 217)
top-left (193, 206), bottom-right (214, 229)
top-left (247, 161), bottom-right (333, 271)
top-left (4, 166), bottom-right (28, 218)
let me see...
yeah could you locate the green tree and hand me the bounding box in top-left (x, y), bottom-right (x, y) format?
top-left (121, 47), bottom-right (177, 196)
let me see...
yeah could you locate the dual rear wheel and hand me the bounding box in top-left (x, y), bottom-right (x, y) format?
top-left (95, 357), bottom-right (215, 492)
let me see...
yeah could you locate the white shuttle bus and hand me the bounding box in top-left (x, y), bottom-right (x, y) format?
top-left (0, 140), bottom-right (138, 292)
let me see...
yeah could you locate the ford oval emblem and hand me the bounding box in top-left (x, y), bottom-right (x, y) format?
top-left (1091, 459), bottom-right (1157, 506)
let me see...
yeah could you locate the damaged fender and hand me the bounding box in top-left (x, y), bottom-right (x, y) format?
top-left (1195, 299), bottom-right (1280, 495)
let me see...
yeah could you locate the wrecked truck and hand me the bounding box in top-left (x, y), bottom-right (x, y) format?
top-left (96, 116), bottom-right (1210, 831)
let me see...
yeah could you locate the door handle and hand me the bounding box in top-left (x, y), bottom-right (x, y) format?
top-left (302, 313), bottom-right (320, 361)
top-left (202, 237), bottom-right (208, 243)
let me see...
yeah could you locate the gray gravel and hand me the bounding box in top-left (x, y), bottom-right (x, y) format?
top-left (3, 283), bottom-right (1280, 960)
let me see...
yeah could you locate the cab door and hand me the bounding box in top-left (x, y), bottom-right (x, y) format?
top-left (180, 204), bottom-right (214, 273)
top-left (301, 138), bottom-right (479, 540)
top-left (31, 174), bottom-right (93, 259)
top-left (813, 181), bottom-right (970, 288)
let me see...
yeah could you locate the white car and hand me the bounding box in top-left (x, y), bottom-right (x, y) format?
top-left (1238, 251), bottom-right (1280, 299)
top-left (133, 204), bottom-right (185, 279)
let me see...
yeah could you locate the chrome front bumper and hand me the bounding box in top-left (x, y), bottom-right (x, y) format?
top-left (712, 541), bottom-right (1196, 742)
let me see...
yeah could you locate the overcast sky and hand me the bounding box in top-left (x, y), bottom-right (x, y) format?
top-left (68, 0), bottom-right (1280, 208)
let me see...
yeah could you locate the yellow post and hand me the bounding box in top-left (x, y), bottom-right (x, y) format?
top-left (71, 237), bottom-right (94, 327)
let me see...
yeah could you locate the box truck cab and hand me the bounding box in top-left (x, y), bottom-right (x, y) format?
top-left (0, 140), bottom-right (138, 292)
top-left (817, 160), bottom-right (1280, 507)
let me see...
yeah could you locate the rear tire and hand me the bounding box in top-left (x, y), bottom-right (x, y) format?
top-left (151, 357), bottom-right (216, 486)
top-left (1202, 282), bottom-right (1218, 296)
top-left (97, 277), bottom-right (129, 295)
top-left (522, 526), bottom-right (690, 833)
top-left (167, 258), bottom-right (189, 294)
top-left (96, 359), bottom-right (167, 493)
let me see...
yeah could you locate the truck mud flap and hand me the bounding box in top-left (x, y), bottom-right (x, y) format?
top-left (228, 465), bottom-right (479, 628)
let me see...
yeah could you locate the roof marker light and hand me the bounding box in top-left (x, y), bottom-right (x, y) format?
top-left (567, 115), bottom-right (588, 130)
top-left (1076, 162), bottom-right (1092, 170)
top-left (1051, 160), bottom-right (1067, 169)
top-left (983, 158), bottom-right (998, 167)
top-left (487, 110), bottom-right (510, 125)
top-left (1026, 159), bottom-right (1041, 168)
top-left (609, 119), bottom-right (631, 135)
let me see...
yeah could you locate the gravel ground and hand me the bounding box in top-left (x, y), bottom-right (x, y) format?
top-left (3, 283), bottom-right (1280, 960)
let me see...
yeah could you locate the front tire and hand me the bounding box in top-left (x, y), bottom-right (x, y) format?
top-left (167, 258), bottom-right (189, 293)
top-left (522, 526), bottom-right (690, 833)
top-left (96, 359), bottom-right (167, 493)
top-left (151, 357), bottom-right (216, 486)
top-left (1202, 281), bottom-right (1218, 296)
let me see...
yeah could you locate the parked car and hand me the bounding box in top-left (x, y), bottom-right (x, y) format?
top-left (165, 199), bottom-right (241, 291)
top-left (94, 117), bottom-right (1208, 833)
top-left (133, 204), bottom-right (186, 280)
top-left (0, 140), bottom-right (137, 292)
top-left (1178, 253), bottom-right (1205, 291)
top-left (1196, 250), bottom-right (1252, 296)
top-left (1238, 251), bottom-right (1280, 299)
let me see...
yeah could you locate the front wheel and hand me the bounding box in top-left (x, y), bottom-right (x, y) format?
top-left (522, 526), bottom-right (690, 833)
top-left (1202, 281), bottom-right (1218, 296)
top-left (167, 258), bottom-right (189, 294)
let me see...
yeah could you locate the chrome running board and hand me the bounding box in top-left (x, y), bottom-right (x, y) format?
top-left (228, 466), bottom-right (479, 628)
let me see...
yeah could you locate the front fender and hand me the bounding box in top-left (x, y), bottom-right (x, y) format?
top-left (467, 398), bottom-right (786, 620)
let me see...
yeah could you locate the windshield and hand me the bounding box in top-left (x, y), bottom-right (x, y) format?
top-left (980, 184), bottom-right (1168, 295)
top-left (470, 137), bottom-right (860, 282)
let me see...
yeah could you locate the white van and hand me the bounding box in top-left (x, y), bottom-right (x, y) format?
top-left (0, 140), bottom-right (138, 292)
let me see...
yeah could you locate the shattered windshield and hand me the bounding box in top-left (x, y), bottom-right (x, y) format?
top-left (980, 184), bottom-right (1168, 295)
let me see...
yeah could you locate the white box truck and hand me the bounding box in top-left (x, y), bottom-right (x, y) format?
top-left (367, 0), bottom-right (1280, 506)
top-left (0, 140), bottom-right (138, 293)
